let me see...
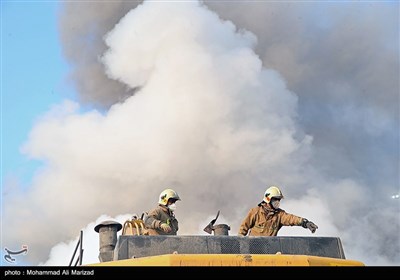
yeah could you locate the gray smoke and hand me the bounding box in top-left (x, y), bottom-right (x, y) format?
top-left (58, 1), bottom-right (138, 107)
top-left (2, 0), bottom-right (398, 266)
top-left (60, 1), bottom-right (399, 191)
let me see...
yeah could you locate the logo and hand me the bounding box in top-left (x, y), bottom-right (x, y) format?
top-left (4, 245), bottom-right (28, 264)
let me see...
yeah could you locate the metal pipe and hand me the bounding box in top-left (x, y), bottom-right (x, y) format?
top-left (213, 224), bottom-right (231, 236)
top-left (94, 220), bottom-right (122, 262)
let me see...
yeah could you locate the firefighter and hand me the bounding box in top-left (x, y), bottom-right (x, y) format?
top-left (238, 186), bottom-right (318, 236)
top-left (144, 188), bottom-right (181, 235)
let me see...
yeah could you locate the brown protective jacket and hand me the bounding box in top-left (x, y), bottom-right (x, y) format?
top-left (144, 204), bottom-right (179, 235)
top-left (238, 202), bottom-right (303, 236)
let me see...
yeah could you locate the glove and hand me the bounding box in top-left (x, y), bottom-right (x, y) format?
top-left (160, 223), bottom-right (172, 233)
top-left (301, 219), bottom-right (318, 233)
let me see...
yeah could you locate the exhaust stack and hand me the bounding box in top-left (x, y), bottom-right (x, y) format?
top-left (203, 210), bottom-right (231, 235)
top-left (212, 224), bottom-right (231, 236)
top-left (94, 220), bottom-right (122, 262)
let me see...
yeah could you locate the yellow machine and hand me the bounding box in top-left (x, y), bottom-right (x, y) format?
top-left (88, 253), bottom-right (364, 267)
top-left (85, 216), bottom-right (364, 267)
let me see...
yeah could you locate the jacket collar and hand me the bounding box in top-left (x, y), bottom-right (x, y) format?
top-left (159, 204), bottom-right (174, 216)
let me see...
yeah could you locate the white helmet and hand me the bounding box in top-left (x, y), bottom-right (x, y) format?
top-left (263, 186), bottom-right (284, 203)
top-left (159, 189), bottom-right (181, 206)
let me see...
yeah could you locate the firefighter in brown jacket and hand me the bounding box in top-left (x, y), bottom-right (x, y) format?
top-left (238, 186), bottom-right (318, 236)
top-left (144, 188), bottom-right (181, 235)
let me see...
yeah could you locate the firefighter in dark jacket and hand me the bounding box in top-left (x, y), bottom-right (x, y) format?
top-left (144, 188), bottom-right (180, 235)
top-left (238, 186), bottom-right (318, 236)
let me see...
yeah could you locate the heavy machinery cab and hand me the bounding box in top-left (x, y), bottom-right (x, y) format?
top-left (87, 218), bottom-right (364, 266)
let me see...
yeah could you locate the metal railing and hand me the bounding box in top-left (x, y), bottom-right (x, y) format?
top-left (69, 230), bottom-right (84, 266)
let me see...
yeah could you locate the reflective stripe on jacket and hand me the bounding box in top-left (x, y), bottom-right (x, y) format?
top-left (144, 204), bottom-right (179, 235)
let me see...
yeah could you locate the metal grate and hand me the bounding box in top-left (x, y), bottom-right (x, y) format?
top-left (113, 235), bottom-right (346, 260)
top-left (220, 238), bottom-right (241, 254)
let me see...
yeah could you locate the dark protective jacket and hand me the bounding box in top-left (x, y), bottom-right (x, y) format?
top-left (144, 204), bottom-right (179, 235)
top-left (238, 202), bottom-right (303, 236)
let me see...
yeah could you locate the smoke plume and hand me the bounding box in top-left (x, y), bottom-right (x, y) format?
top-left (2, 0), bottom-right (398, 266)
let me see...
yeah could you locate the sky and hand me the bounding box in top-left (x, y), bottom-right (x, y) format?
top-left (1, 0), bottom-right (399, 266)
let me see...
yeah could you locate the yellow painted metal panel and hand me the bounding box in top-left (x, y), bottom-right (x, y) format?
top-left (87, 254), bottom-right (364, 267)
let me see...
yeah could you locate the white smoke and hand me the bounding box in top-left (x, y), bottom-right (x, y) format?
top-left (2, 0), bottom-right (399, 266)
